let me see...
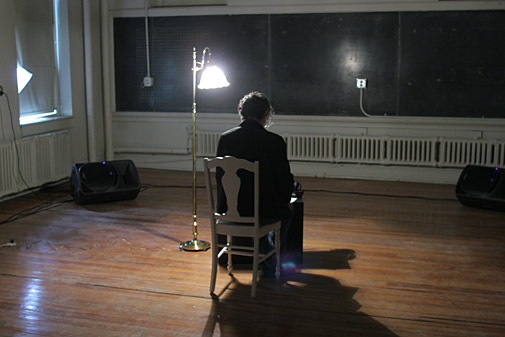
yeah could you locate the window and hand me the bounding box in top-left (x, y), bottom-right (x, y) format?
top-left (15, 0), bottom-right (60, 125)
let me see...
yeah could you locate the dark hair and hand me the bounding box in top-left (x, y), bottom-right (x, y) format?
top-left (237, 91), bottom-right (273, 123)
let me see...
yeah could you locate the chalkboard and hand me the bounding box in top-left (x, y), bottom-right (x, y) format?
top-left (114, 11), bottom-right (505, 118)
top-left (114, 15), bottom-right (269, 113)
top-left (270, 13), bottom-right (398, 116)
top-left (399, 11), bottom-right (505, 118)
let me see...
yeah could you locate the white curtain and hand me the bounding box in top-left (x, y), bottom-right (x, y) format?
top-left (15, 0), bottom-right (57, 115)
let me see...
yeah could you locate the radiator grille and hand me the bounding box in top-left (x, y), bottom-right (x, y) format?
top-left (492, 141), bottom-right (505, 167)
top-left (0, 143), bottom-right (17, 196)
top-left (194, 131), bottom-right (505, 170)
top-left (286, 134), bottom-right (334, 162)
top-left (196, 132), bottom-right (221, 157)
top-left (0, 131), bottom-right (71, 198)
top-left (439, 139), bottom-right (493, 168)
top-left (336, 136), bottom-right (385, 164)
top-left (387, 137), bottom-right (437, 166)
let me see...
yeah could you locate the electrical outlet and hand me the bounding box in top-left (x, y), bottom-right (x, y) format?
top-left (356, 78), bottom-right (367, 89)
top-left (143, 77), bottom-right (154, 87)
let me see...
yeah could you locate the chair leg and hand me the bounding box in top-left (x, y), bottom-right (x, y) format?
top-left (251, 236), bottom-right (259, 297)
top-left (210, 236), bottom-right (218, 295)
top-left (227, 235), bottom-right (233, 275)
top-left (275, 227), bottom-right (281, 280)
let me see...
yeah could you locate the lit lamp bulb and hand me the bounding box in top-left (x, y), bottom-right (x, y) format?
top-left (198, 65), bottom-right (230, 89)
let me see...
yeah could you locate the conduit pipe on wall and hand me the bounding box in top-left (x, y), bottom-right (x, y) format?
top-left (144, 0), bottom-right (152, 85)
top-left (101, 0), bottom-right (114, 160)
top-left (83, 0), bottom-right (97, 162)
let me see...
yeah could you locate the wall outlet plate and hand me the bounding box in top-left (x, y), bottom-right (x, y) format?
top-left (143, 77), bottom-right (154, 87)
top-left (356, 78), bottom-right (367, 89)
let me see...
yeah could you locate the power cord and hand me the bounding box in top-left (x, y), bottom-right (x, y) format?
top-left (359, 88), bottom-right (375, 118)
top-left (304, 188), bottom-right (457, 202)
top-left (0, 239), bottom-right (16, 248)
top-left (1, 238), bottom-right (170, 252)
top-left (0, 196), bottom-right (73, 226)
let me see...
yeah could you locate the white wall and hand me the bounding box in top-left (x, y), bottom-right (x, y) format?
top-left (84, 0), bottom-right (106, 162)
top-left (109, 0), bottom-right (505, 15)
top-left (0, 0), bottom-right (21, 143)
top-left (0, 0), bottom-right (94, 163)
top-left (0, 0), bottom-right (105, 198)
top-left (112, 112), bottom-right (505, 184)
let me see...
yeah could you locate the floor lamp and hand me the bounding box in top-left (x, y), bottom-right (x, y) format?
top-left (180, 47), bottom-right (230, 252)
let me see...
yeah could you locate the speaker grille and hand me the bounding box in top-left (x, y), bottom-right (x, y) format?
top-left (458, 166), bottom-right (499, 196)
top-left (70, 160), bottom-right (140, 204)
top-left (456, 165), bottom-right (505, 211)
top-left (80, 163), bottom-right (118, 193)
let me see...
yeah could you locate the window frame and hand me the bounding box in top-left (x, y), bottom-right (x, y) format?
top-left (16, 0), bottom-right (62, 126)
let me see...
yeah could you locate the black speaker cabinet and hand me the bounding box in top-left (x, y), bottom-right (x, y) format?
top-left (70, 160), bottom-right (141, 204)
top-left (287, 197), bottom-right (304, 264)
top-left (456, 165), bottom-right (505, 211)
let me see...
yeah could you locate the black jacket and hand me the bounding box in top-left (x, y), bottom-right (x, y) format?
top-left (216, 119), bottom-right (294, 219)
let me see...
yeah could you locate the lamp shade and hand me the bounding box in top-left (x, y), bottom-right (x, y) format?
top-left (198, 65), bottom-right (230, 89)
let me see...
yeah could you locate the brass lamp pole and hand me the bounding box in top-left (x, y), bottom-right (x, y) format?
top-left (180, 47), bottom-right (229, 252)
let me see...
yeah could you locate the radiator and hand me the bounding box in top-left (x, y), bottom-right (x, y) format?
top-left (196, 131), bottom-right (221, 157)
top-left (0, 142), bottom-right (17, 196)
top-left (336, 136), bottom-right (385, 164)
top-left (286, 134), bottom-right (334, 162)
top-left (197, 132), bottom-right (336, 163)
top-left (494, 141), bottom-right (505, 167)
top-left (386, 137), bottom-right (438, 167)
top-left (0, 131), bottom-right (71, 198)
top-left (438, 138), bottom-right (494, 168)
top-left (194, 131), bottom-right (505, 169)
top-left (438, 139), bottom-right (505, 168)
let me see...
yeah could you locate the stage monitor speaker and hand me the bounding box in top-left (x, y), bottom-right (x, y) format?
top-left (70, 160), bottom-right (141, 204)
top-left (456, 165), bottom-right (505, 211)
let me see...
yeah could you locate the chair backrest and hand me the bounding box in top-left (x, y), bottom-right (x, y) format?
top-left (204, 156), bottom-right (260, 226)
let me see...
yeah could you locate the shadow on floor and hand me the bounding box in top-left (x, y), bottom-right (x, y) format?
top-left (202, 249), bottom-right (398, 337)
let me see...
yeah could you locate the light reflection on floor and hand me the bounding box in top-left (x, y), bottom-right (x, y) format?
top-left (21, 278), bottom-right (43, 323)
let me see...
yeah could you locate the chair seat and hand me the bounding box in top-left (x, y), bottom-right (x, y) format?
top-left (215, 219), bottom-right (281, 237)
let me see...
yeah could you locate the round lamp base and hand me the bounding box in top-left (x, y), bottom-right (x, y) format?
top-left (180, 239), bottom-right (211, 252)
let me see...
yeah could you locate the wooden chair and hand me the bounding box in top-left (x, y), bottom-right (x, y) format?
top-left (204, 156), bottom-right (281, 298)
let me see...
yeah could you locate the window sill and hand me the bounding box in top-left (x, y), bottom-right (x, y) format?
top-left (20, 114), bottom-right (74, 138)
top-left (20, 114), bottom-right (72, 126)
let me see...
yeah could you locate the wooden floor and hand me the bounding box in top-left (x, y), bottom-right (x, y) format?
top-left (1, 169), bottom-right (505, 336)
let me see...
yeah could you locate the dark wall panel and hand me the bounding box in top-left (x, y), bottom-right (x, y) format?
top-left (399, 11), bottom-right (505, 117)
top-left (114, 15), bottom-right (269, 113)
top-left (114, 11), bottom-right (505, 118)
top-left (271, 13), bottom-right (398, 116)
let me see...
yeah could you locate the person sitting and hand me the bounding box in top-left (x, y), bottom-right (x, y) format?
top-left (216, 91), bottom-right (294, 275)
